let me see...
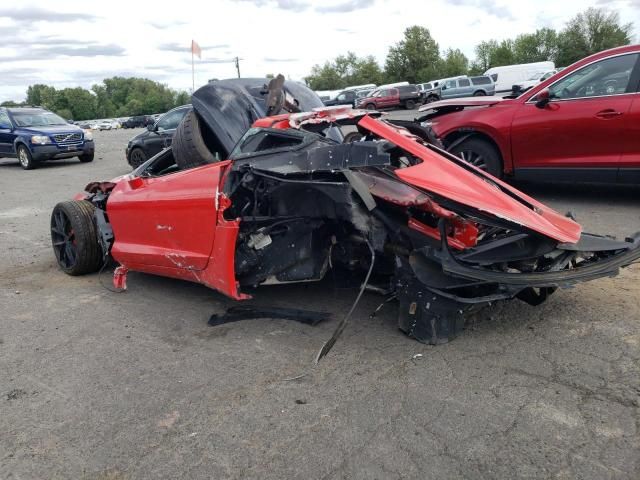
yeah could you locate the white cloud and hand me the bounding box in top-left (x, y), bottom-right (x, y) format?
top-left (0, 0), bottom-right (638, 101)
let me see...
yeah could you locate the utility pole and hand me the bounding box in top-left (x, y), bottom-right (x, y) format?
top-left (235, 56), bottom-right (241, 78)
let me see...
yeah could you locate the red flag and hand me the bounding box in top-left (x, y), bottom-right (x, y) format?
top-left (191, 40), bottom-right (201, 59)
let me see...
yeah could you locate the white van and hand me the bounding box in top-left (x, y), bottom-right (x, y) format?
top-left (484, 61), bottom-right (555, 92)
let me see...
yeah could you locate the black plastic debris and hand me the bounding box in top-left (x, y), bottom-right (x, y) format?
top-left (208, 306), bottom-right (331, 327)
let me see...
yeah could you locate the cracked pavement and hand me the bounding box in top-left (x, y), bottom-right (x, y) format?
top-left (1, 125), bottom-right (639, 479)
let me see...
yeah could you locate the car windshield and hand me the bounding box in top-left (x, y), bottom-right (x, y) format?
top-left (527, 72), bottom-right (545, 81)
top-left (12, 111), bottom-right (68, 127)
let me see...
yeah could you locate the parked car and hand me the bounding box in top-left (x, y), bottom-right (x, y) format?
top-left (48, 81), bottom-right (640, 351)
top-left (416, 45), bottom-right (640, 183)
top-left (485, 61), bottom-right (555, 92)
top-left (439, 75), bottom-right (496, 99)
top-left (0, 106), bottom-right (94, 169)
top-left (355, 84), bottom-right (422, 110)
top-left (356, 89), bottom-right (374, 99)
top-left (512, 70), bottom-right (558, 94)
top-left (323, 89), bottom-right (358, 107)
top-left (122, 115), bottom-right (154, 129)
top-left (96, 120), bottom-right (113, 131)
top-left (418, 80), bottom-right (443, 103)
top-left (126, 105), bottom-right (192, 168)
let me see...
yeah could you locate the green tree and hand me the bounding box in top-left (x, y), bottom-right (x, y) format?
top-left (56, 88), bottom-right (97, 120)
top-left (26, 84), bottom-right (58, 108)
top-left (513, 28), bottom-right (559, 63)
top-left (491, 39), bottom-right (516, 67)
top-left (305, 52), bottom-right (383, 90)
top-left (472, 40), bottom-right (498, 73)
top-left (175, 90), bottom-right (191, 106)
top-left (385, 26), bottom-right (440, 83)
top-left (440, 48), bottom-right (469, 78)
top-left (305, 61), bottom-right (344, 90)
top-left (556, 8), bottom-right (632, 66)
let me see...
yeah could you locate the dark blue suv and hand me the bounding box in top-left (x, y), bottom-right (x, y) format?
top-left (0, 107), bottom-right (95, 170)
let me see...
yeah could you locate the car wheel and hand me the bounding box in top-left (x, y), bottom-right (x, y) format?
top-left (17, 144), bottom-right (36, 170)
top-left (50, 200), bottom-right (103, 276)
top-left (172, 109), bottom-right (215, 170)
top-left (449, 138), bottom-right (502, 178)
top-left (473, 91), bottom-right (486, 96)
top-left (425, 95), bottom-right (439, 104)
top-left (128, 148), bottom-right (147, 168)
top-left (79, 152), bottom-right (94, 163)
top-left (404, 99), bottom-right (416, 110)
top-left (343, 132), bottom-right (363, 143)
top-left (365, 103), bottom-right (376, 110)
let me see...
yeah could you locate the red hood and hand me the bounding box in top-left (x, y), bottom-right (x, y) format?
top-left (418, 96), bottom-right (506, 112)
top-left (358, 115), bottom-right (581, 244)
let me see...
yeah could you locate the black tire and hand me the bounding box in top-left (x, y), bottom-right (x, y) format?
top-left (128, 148), bottom-right (147, 168)
top-left (404, 99), bottom-right (416, 110)
top-left (365, 103), bottom-right (376, 110)
top-left (172, 109), bottom-right (215, 170)
top-left (79, 152), bottom-right (94, 163)
top-left (343, 132), bottom-right (363, 143)
top-left (51, 200), bottom-right (103, 276)
top-left (17, 144), bottom-right (36, 170)
top-left (449, 137), bottom-right (502, 178)
top-left (473, 90), bottom-right (486, 96)
top-left (425, 95), bottom-right (439, 104)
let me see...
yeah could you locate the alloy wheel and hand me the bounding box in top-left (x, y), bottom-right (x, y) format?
top-left (18, 148), bottom-right (30, 168)
top-left (459, 150), bottom-right (487, 170)
top-left (51, 210), bottom-right (77, 269)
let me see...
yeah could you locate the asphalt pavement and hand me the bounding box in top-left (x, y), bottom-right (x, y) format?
top-left (1, 125), bottom-right (639, 480)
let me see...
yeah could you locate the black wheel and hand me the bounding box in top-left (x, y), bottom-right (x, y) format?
top-left (473, 90), bottom-right (486, 96)
top-left (17, 144), bottom-right (35, 170)
top-left (405, 99), bottom-right (416, 110)
top-left (449, 137), bottom-right (502, 178)
top-left (343, 132), bottom-right (363, 143)
top-left (172, 109), bottom-right (215, 170)
top-left (425, 95), bottom-right (439, 104)
top-left (50, 201), bottom-right (103, 276)
top-left (79, 152), bottom-right (94, 163)
top-left (365, 103), bottom-right (376, 110)
top-left (128, 148), bottom-right (147, 168)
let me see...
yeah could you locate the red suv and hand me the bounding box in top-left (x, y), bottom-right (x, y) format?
top-left (355, 85), bottom-right (422, 110)
top-left (419, 45), bottom-right (640, 183)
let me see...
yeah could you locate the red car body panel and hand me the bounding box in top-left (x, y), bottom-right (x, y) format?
top-left (426, 45), bottom-right (640, 177)
top-left (418, 97), bottom-right (504, 109)
top-left (359, 115), bottom-right (582, 243)
top-left (107, 161), bottom-right (229, 270)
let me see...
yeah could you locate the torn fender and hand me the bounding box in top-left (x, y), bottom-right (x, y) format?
top-left (357, 115), bottom-right (581, 244)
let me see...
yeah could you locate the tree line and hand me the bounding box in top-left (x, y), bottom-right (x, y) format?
top-left (305, 8), bottom-right (634, 90)
top-left (1, 77), bottom-right (191, 121)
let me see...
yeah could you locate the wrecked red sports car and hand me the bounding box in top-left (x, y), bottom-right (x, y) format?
top-left (51, 77), bottom-right (640, 350)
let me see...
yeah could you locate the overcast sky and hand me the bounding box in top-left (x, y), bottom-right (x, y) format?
top-left (0, 0), bottom-right (638, 102)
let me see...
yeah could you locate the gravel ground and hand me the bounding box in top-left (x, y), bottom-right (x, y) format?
top-left (1, 125), bottom-right (639, 480)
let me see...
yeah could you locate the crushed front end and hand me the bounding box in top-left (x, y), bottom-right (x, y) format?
top-left (221, 109), bottom-right (640, 344)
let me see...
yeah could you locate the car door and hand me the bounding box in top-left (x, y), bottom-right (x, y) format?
top-left (456, 78), bottom-right (472, 97)
top-left (511, 52), bottom-right (640, 181)
top-left (334, 92), bottom-right (348, 105)
top-left (618, 80), bottom-right (640, 184)
top-left (345, 91), bottom-right (356, 106)
top-left (0, 110), bottom-right (15, 156)
top-left (381, 88), bottom-right (398, 108)
top-left (441, 79), bottom-right (457, 99)
top-left (107, 155), bottom-right (229, 271)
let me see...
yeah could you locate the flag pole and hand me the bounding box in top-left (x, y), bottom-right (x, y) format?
top-left (191, 46), bottom-right (195, 92)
